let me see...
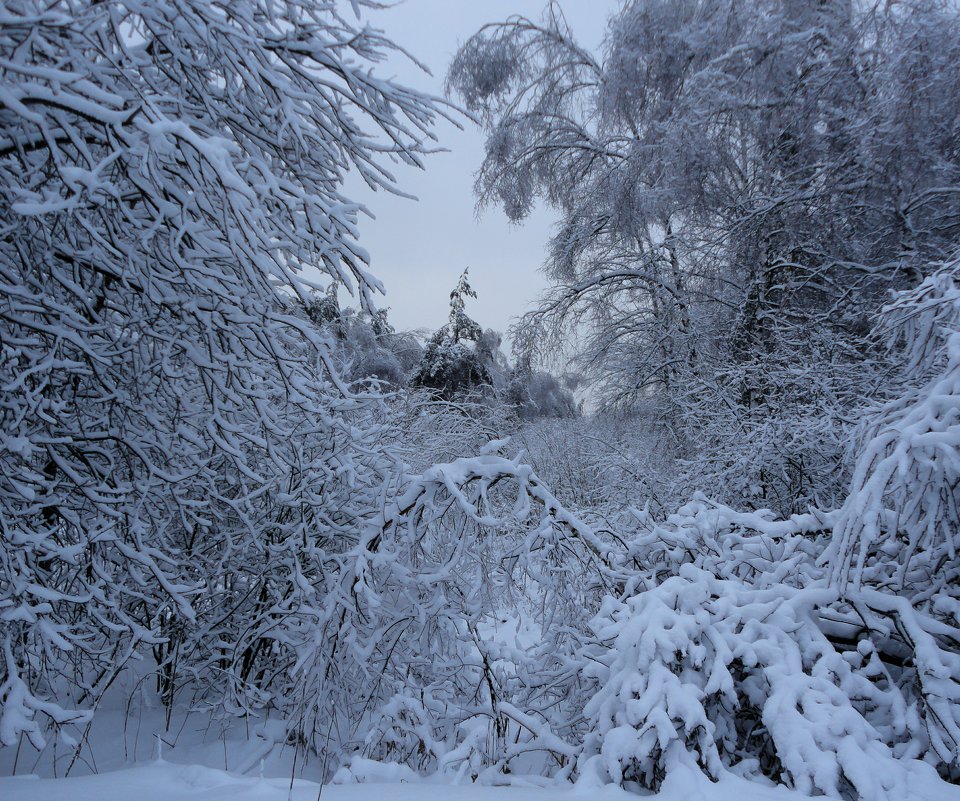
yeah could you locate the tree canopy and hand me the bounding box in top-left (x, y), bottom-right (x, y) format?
top-left (449, 0), bottom-right (960, 512)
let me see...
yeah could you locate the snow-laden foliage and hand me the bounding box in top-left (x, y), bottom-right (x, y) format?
top-left (580, 570), bottom-right (904, 799)
top-left (825, 260), bottom-right (960, 770)
top-left (3, 1), bottom-right (960, 799)
top-left (0, 0), bottom-right (448, 752)
top-left (578, 495), bottom-right (960, 796)
top-left (832, 260), bottom-right (960, 596)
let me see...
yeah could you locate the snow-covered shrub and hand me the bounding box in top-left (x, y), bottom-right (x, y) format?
top-left (827, 260), bottom-right (960, 775)
top-left (319, 449), bottom-right (613, 780)
top-left (617, 497), bottom-right (832, 593)
top-left (559, 489), bottom-right (960, 795)
top-left (578, 566), bottom-right (914, 799)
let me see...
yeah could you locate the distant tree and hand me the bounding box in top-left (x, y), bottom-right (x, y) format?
top-left (411, 269), bottom-right (496, 398)
top-left (303, 290), bottom-right (422, 389)
top-left (507, 368), bottom-right (579, 420)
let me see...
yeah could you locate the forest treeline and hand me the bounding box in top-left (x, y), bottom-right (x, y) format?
top-left (1, 1), bottom-right (959, 799)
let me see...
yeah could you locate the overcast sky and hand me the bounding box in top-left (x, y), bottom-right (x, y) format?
top-left (342, 0), bottom-right (620, 345)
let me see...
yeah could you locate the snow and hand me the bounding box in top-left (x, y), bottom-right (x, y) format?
top-left (3, 697), bottom-right (958, 801)
top-left (6, 757), bottom-right (956, 801)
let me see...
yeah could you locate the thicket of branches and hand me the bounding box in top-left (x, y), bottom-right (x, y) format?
top-left (0, 0), bottom-right (448, 755)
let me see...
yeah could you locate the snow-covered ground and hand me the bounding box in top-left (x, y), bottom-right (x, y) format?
top-left (3, 637), bottom-right (959, 801)
top-left (2, 751), bottom-right (958, 801)
top-left (0, 758), bottom-right (891, 801)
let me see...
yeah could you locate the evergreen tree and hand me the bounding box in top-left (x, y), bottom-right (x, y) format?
top-left (411, 269), bottom-right (495, 398)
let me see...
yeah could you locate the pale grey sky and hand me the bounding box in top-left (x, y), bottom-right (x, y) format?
top-left (343, 0), bottom-right (620, 345)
